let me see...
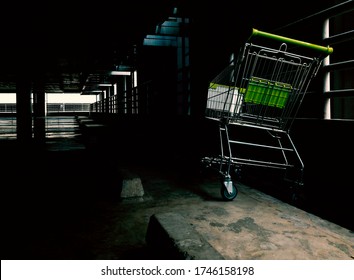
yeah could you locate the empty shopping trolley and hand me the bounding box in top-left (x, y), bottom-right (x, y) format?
top-left (202, 28), bottom-right (333, 201)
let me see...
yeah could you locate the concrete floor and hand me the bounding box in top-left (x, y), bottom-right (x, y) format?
top-left (1, 116), bottom-right (353, 260)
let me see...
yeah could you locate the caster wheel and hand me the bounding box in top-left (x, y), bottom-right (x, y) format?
top-left (220, 178), bottom-right (238, 201)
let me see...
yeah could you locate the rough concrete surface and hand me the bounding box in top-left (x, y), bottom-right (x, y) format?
top-left (146, 212), bottom-right (225, 260)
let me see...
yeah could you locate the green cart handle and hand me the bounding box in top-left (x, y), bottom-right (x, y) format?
top-left (250, 28), bottom-right (333, 55)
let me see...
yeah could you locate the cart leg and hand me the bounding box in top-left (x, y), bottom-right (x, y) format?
top-left (218, 122), bottom-right (239, 201)
top-left (289, 175), bottom-right (306, 206)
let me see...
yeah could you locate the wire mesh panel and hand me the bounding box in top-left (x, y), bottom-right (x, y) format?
top-left (206, 65), bottom-right (244, 120)
top-left (206, 42), bottom-right (322, 131)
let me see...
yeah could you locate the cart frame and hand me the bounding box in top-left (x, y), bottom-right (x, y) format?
top-left (202, 28), bottom-right (333, 201)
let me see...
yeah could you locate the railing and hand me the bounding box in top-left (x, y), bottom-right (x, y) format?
top-left (89, 80), bottom-right (153, 115)
top-left (0, 103), bottom-right (91, 114)
top-left (47, 103), bottom-right (91, 113)
top-left (0, 104), bottom-right (16, 114)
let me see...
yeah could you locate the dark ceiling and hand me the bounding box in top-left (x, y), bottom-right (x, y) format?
top-left (0, 0), bottom-right (336, 94)
top-left (0, 0), bottom-right (178, 93)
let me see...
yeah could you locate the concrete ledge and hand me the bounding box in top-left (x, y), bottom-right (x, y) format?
top-left (146, 212), bottom-right (224, 260)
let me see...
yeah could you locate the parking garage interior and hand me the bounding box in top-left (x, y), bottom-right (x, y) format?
top-left (1, 0), bottom-right (353, 260)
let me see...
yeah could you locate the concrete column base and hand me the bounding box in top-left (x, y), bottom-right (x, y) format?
top-left (120, 169), bottom-right (144, 198)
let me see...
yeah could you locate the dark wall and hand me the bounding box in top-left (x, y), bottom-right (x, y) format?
top-left (291, 119), bottom-right (354, 230)
top-left (137, 46), bottom-right (178, 116)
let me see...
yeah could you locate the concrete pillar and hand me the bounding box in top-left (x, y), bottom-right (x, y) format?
top-left (32, 79), bottom-right (46, 145)
top-left (322, 18), bottom-right (331, 119)
top-left (105, 88), bottom-right (110, 114)
top-left (123, 76), bottom-right (128, 114)
top-left (16, 76), bottom-right (32, 147)
top-left (113, 83), bottom-right (117, 113)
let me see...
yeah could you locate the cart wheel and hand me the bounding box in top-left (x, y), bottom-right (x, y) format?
top-left (220, 178), bottom-right (238, 201)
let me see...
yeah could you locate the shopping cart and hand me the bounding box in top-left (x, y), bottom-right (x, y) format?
top-left (202, 28), bottom-right (333, 201)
